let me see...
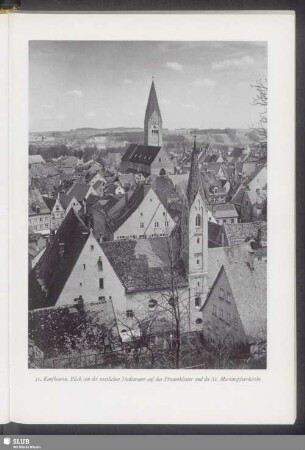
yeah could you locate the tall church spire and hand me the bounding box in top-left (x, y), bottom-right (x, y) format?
top-left (144, 79), bottom-right (163, 146)
top-left (186, 134), bottom-right (206, 206)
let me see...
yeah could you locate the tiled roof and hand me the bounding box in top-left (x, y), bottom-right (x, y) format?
top-left (229, 147), bottom-right (244, 158)
top-left (101, 237), bottom-right (186, 293)
top-left (206, 243), bottom-right (267, 340)
top-left (58, 193), bottom-right (74, 210)
top-left (121, 143), bottom-right (161, 165)
top-left (93, 180), bottom-right (104, 189)
top-left (208, 221), bottom-right (223, 247)
top-left (68, 183), bottom-right (91, 202)
top-left (223, 221), bottom-right (267, 247)
top-left (108, 183), bottom-right (149, 232)
top-left (29, 209), bottom-right (90, 309)
top-left (202, 261), bottom-right (266, 342)
top-left (30, 162), bottom-right (59, 178)
top-left (29, 189), bottom-right (50, 216)
top-left (42, 196), bottom-right (56, 212)
top-left (151, 175), bottom-right (182, 217)
top-left (29, 154), bottom-right (45, 164)
top-left (226, 261), bottom-right (266, 342)
top-left (203, 154), bottom-right (219, 163)
top-left (213, 203), bottom-right (239, 219)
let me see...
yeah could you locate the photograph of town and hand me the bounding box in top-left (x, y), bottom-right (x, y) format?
top-left (28, 41), bottom-right (267, 369)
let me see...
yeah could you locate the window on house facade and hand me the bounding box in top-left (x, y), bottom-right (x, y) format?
top-left (83, 264), bottom-right (86, 270)
top-left (126, 310), bottom-right (134, 318)
top-left (197, 237), bottom-right (200, 244)
top-left (196, 259), bottom-right (200, 265)
top-left (163, 212), bottom-right (166, 216)
top-left (56, 205), bottom-right (60, 211)
top-left (223, 219), bottom-right (227, 224)
top-left (99, 296), bottom-right (106, 303)
top-left (231, 219), bottom-right (234, 223)
top-left (159, 157), bottom-right (161, 162)
top-left (195, 214), bottom-right (201, 227)
top-left (140, 222), bottom-right (144, 228)
top-left (140, 212), bottom-right (143, 216)
top-left (99, 278), bottom-right (104, 289)
top-left (212, 305), bottom-right (217, 316)
top-left (219, 288), bottom-right (224, 299)
top-left (154, 222), bottom-right (159, 228)
top-left (165, 221), bottom-right (169, 228)
top-left (225, 312), bottom-right (231, 324)
top-left (226, 291), bottom-right (231, 303)
top-left (219, 308), bottom-right (224, 320)
top-left (195, 297), bottom-right (201, 307)
top-left (98, 257), bottom-right (103, 271)
top-left (90, 245), bottom-right (94, 251)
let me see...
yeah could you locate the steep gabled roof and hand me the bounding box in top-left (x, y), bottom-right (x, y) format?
top-left (121, 143), bottom-right (161, 165)
top-left (58, 193), bottom-right (75, 210)
top-left (201, 262), bottom-right (266, 342)
top-left (28, 189), bottom-right (50, 216)
top-left (29, 209), bottom-right (90, 309)
top-left (108, 183), bottom-right (150, 232)
top-left (68, 183), bottom-right (91, 202)
top-left (222, 221), bottom-right (267, 247)
top-left (144, 80), bottom-right (162, 123)
top-left (42, 196), bottom-right (56, 212)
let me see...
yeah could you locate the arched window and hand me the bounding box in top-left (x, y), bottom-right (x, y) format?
top-left (195, 214), bottom-right (201, 227)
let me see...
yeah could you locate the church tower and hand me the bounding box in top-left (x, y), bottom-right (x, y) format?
top-left (144, 79), bottom-right (163, 147)
top-left (181, 134), bottom-right (209, 317)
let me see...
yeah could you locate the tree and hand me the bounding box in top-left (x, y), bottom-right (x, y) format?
top-left (251, 79), bottom-right (267, 143)
top-left (114, 236), bottom-right (207, 369)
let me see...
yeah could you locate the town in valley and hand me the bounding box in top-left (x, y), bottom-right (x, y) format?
top-left (28, 42), bottom-right (267, 369)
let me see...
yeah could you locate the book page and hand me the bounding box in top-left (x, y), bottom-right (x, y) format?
top-left (0, 14), bottom-right (10, 425)
top-left (9, 12), bottom-right (295, 424)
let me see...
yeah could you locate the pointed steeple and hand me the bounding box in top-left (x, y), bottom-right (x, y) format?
top-left (144, 79), bottom-right (162, 123)
top-left (186, 134), bottom-right (206, 206)
top-left (144, 78), bottom-right (163, 146)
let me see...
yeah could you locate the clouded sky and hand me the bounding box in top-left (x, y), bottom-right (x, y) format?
top-left (29, 41), bottom-right (267, 132)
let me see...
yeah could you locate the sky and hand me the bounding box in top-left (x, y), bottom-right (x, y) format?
top-left (29, 41), bottom-right (267, 132)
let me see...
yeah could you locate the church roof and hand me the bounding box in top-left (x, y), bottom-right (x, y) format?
top-left (144, 80), bottom-right (162, 123)
top-left (121, 143), bottom-right (161, 165)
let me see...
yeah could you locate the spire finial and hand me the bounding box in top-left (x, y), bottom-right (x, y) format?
top-left (193, 130), bottom-right (197, 153)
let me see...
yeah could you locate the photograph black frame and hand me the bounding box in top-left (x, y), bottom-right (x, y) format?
top-left (1, 0), bottom-right (304, 437)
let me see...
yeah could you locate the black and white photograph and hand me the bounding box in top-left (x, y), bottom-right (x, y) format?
top-left (28, 40), bottom-right (267, 370)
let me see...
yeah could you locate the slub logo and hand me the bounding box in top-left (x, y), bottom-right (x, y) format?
top-left (3, 438), bottom-right (10, 445)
